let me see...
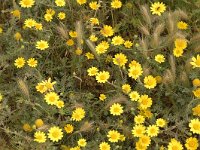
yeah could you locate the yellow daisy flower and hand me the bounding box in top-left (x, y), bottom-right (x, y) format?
top-left (190, 54), bottom-right (200, 68)
top-left (138, 95), bottom-right (152, 110)
top-left (155, 54), bottom-right (165, 63)
top-left (87, 67), bottom-right (99, 76)
top-left (111, 36), bottom-right (124, 45)
top-left (168, 138), bottom-right (183, 150)
top-left (110, 103), bottom-right (123, 116)
top-left (24, 18), bottom-right (36, 28)
top-left (96, 71), bottom-right (110, 83)
top-left (77, 138), bottom-right (87, 147)
top-left (44, 92), bottom-right (59, 105)
top-left (189, 118), bottom-right (200, 134)
top-left (107, 130), bottom-right (120, 143)
top-left (177, 21), bottom-right (188, 30)
top-left (150, 2), bottom-right (166, 16)
top-left (34, 131), bottom-right (46, 143)
top-left (48, 126), bottom-right (63, 142)
top-left (113, 53), bottom-right (127, 67)
top-left (14, 57), bottom-right (25, 68)
top-left (99, 142), bottom-right (110, 150)
top-left (111, 0), bottom-right (122, 9)
top-left (36, 40), bottom-right (49, 50)
top-left (146, 125), bottom-right (159, 137)
top-left (89, 1), bottom-right (100, 10)
top-left (71, 107), bottom-right (85, 121)
top-left (19, 0), bottom-right (35, 8)
top-left (64, 124), bottom-right (74, 134)
top-left (192, 105), bottom-right (200, 117)
top-left (132, 125), bottom-right (146, 137)
top-left (129, 91), bottom-right (140, 101)
top-left (100, 25), bottom-right (114, 37)
top-left (122, 84), bottom-right (131, 94)
top-left (144, 75), bottom-right (157, 89)
top-left (77, 0), bottom-right (87, 5)
top-left (27, 58), bottom-right (37, 67)
top-left (185, 137), bottom-right (199, 150)
top-left (55, 0), bottom-right (66, 7)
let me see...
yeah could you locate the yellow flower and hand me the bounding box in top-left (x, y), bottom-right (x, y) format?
top-left (34, 131), bottom-right (46, 143)
top-left (193, 88), bottom-right (200, 98)
top-left (44, 92), bottom-right (59, 105)
top-left (96, 71), bottom-right (110, 83)
top-left (0, 27), bottom-right (3, 33)
top-left (122, 84), bottom-right (131, 94)
top-left (48, 126), bottom-right (63, 142)
top-left (156, 118), bottom-right (166, 128)
top-left (138, 95), bottom-right (152, 110)
top-left (19, 0), bottom-right (35, 8)
top-left (177, 21), bottom-right (188, 30)
top-left (110, 103), bottom-right (123, 116)
top-left (189, 118), bottom-right (200, 134)
top-left (107, 130), bottom-right (120, 143)
top-left (155, 54), bottom-right (165, 63)
top-left (58, 12), bottom-right (66, 20)
top-left (100, 25), bottom-right (114, 37)
top-left (89, 35), bottom-right (98, 42)
top-left (144, 75), bottom-right (157, 89)
top-left (77, 138), bottom-right (87, 147)
top-left (192, 105), bottom-right (200, 117)
top-left (23, 123), bottom-right (32, 132)
top-left (0, 93), bottom-right (3, 102)
top-left (66, 39), bottom-right (74, 46)
top-left (190, 54), bottom-right (200, 68)
top-left (85, 52), bottom-right (94, 59)
top-left (36, 40), bottom-right (49, 50)
top-left (175, 38), bottom-right (187, 49)
top-left (141, 109), bottom-right (153, 119)
top-left (124, 40), bottom-right (133, 48)
top-left (55, 0), bottom-right (66, 7)
top-left (111, 36), bottom-right (124, 45)
top-left (168, 138), bottom-right (183, 150)
top-left (138, 135), bottom-right (151, 147)
top-left (155, 75), bottom-right (162, 84)
top-left (46, 8), bottom-right (56, 16)
top-left (192, 79), bottom-right (200, 87)
top-left (128, 65), bottom-right (143, 80)
top-left (147, 125), bottom-right (159, 137)
top-left (64, 124), bottom-right (74, 134)
top-left (36, 83), bottom-right (47, 93)
top-left (69, 31), bottom-right (77, 38)
top-left (56, 100), bottom-right (65, 108)
top-left (35, 119), bottom-right (44, 128)
top-left (42, 78), bottom-right (56, 91)
top-left (134, 115), bottom-right (145, 124)
top-left (87, 67), bottom-right (99, 76)
top-left (11, 9), bottom-right (21, 18)
top-left (95, 41), bottom-right (109, 54)
top-left (129, 91), bottom-right (140, 101)
top-left (77, 0), bottom-right (87, 5)
top-left (27, 58), bottom-right (37, 67)
top-left (111, 0), bottom-right (122, 9)
top-left (99, 142), bottom-right (110, 150)
top-left (173, 47), bottom-right (184, 57)
top-left (185, 137), bottom-right (199, 150)
top-left (135, 141), bottom-right (148, 150)
top-left (113, 53), bottom-right (127, 67)
top-left (89, 1), bottom-right (100, 10)
top-left (24, 18), bottom-right (36, 28)
top-left (35, 23), bottom-right (43, 30)
top-left (90, 18), bottom-right (99, 25)
top-left (99, 94), bottom-right (106, 101)
top-left (75, 48), bottom-right (83, 55)
top-left (132, 125), bottom-right (146, 137)
top-left (71, 107), bottom-right (85, 121)
top-left (44, 13), bottom-right (53, 22)
top-left (150, 2), bottom-right (166, 16)
top-left (14, 57), bottom-right (25, 68)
